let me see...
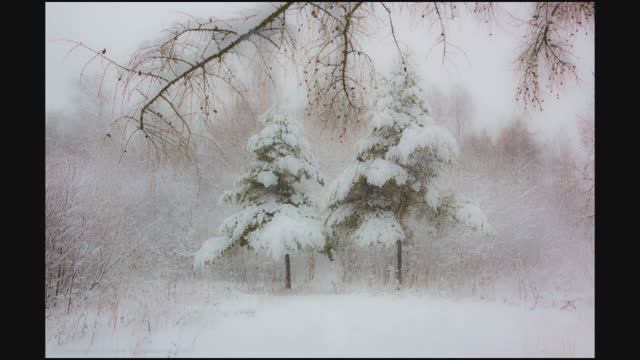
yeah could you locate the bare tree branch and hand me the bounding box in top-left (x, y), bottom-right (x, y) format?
top-left (66, 1), bottom-right (593, 163)
top-left (515, 2), bottom-right (594, 110)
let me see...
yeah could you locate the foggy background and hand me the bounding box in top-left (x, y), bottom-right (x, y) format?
top-left (45, 0), bottom-right (594, 318)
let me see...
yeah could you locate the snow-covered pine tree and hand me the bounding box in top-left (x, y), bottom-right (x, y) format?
top-left (324, 58), bottom-right (491, 288)
top-left (194, 108), bottom-right (325, 289)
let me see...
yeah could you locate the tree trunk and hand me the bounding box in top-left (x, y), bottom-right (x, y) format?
top-left (396, 239), bottom-right (402, 289)
top-left (308, 253), bottom-right (316, 282)
top-left (54, 263), bottom-right (62, 306)
top-left (395, 202), bottom-right (407, 290)
top-left (54, 246), bottom-right (64, 308)
top-left (67, 266), bottom-right (75, 314)
top-left (284, 253), bottom-right (291, 290)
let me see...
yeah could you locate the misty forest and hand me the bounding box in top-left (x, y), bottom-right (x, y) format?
top-left (46, 2), bottom-right (594, 357)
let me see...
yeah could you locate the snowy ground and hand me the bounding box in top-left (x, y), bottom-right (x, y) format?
top-left (46, 280), bottom-right (594, 357)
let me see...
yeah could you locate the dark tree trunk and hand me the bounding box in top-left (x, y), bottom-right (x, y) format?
top-left (396, 239), bottom-right (402, 289)
top-left (285, 253), bottom-right (291, 290)
top-left (54, 246), bottom-right (64, 308)
top-left (67, 266), bottom-right (75, 314)
top-left (395, 201), bottom-right (406, 290)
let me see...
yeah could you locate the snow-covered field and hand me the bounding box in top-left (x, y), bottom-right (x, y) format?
top-left (46, 280), bottom-right (593, 357)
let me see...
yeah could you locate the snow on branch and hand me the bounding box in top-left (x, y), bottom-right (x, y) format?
top-left (385, 124), bottom-right (459, 167)
top-left (195, 108), bottom-right (325, 266)
top-left (193, 235), bottom-right (233, 269)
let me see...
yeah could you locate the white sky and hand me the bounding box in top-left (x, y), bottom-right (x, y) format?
top-left (46, 2), bottom-right (594, 155)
